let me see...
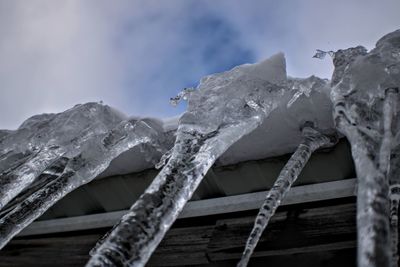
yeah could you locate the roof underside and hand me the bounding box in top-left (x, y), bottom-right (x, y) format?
top-left (38, 138), bottom-right (355, 221)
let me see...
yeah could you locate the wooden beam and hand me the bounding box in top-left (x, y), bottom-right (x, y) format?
top-left (18, 178), bottom-right (356, 236)
top-left (207, 203), bottom-right (357, 261)
top-left (1, 203), bottom-right (357, 267)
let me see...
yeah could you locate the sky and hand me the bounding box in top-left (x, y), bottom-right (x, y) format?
top-left (0, 0), bottom-right (399, 129)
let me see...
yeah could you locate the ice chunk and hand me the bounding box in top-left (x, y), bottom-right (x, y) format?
top-left (170, 88), bottom-right (195, 106)
top-left (287, 75), bottom-right (329, 108)
top-left (312, 49), bottom-right (334, 59)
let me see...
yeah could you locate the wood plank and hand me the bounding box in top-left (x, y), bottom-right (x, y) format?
top-left (207, 203), bottom-right (357, 261)
top-left (0, 202), bottom-right (357, 266)
top-left (19, 178), bottom-right (356, 236)
top-left (0, 234), bottom-right (102, 267)
top-left (148, 225), bottom-right (213, 266)
top-left (0, 226), bottom-right (214, 267)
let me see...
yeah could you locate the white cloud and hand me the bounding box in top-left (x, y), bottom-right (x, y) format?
top-left (206, 0), bottom-right (400, 78)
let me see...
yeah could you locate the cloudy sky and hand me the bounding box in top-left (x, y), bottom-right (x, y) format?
top-left (0, 0), bottom-right (399, 129)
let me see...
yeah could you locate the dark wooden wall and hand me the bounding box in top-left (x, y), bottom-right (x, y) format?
top-left (0, 198), bottom-right (357, 267)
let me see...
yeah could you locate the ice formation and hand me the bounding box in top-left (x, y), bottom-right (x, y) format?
top-left (0, 29), bottom-right (398, 267)
top-left (169, 87), bottom-right (195, 106)
top-left (390, 143), bottom-right (400, 267)
top-left (331, 30), bottom-right (400, 267)
top-left (237, 125), bottom-right (335, 267)
top-left (312, 49), bottom-right (335, 59)
top-left (87, 53), bottom-right (291, 266)
top-left (0, 103), bottom-right (170, 248)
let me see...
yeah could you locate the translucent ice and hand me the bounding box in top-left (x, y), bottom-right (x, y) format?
top-left (87, 53), bottom-right (289, 266)
top-left (0, 103), bottom-right (169, 249)
top-left (0, 103), bottom-right (125, 209)
top-left (312, 49), bottom-right (335, 59)
top-left (238, 125), bottom-right (335, 267)
top-left (331, 29), bottom-right (400, 267)
top-left (169, 87), bottom-right (195, 106)
top-left (287, 76), bottom-right (329, 108)
top-left (389, 114), bottom-right (400, 267)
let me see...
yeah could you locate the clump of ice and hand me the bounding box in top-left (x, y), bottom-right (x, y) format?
top-left (312, 49), bottom-right (335, 59)
top-left (170, 88), bottom-right (196, 107)
top-left (287, 75), bottom-right (329, 108)
top-left (0, 102), bottom-right (172, 248)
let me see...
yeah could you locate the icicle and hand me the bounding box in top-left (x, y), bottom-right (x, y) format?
top-left (87, 121), bottom-right (267, 267)
top-left (339, 83), bottom-right (397, 267)
top-left (390, 184), bottom-right (400, 267)
top-left (330, 30), bottom-right (400, 267)
top-left (237, 125), bottom-right (334, 267)
top-left (389, 114), bottom-right (400, 267)
top-left (0, 146), bottom-right (65, 210)
top-left (0, 157), bottom-right (68, 218)
top-left (382, 89), bottom-right (398, 267)
top-left (87, 53), bottom-right (288, 267)
top-left (155, 148), bottom-right (173, 169)
top-left (0, 120), bottom-right (162, 249)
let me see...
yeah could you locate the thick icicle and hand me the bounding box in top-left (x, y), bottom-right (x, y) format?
top-left (0, 157), bottom-right (69, 218)
top-left (0, 103), bottom-right (126, 210)
top-left (389, 140), bottom-right (400, 267)
top-left (0, 146), bottom-right (65, 210)
top-left (390, 184), bottom-right (400, 267)
top-left (87, 53), bottom-right (288, 267)
top-left (0, 119), bottom-right (164, 249)
top-left (237, 125), bottom-right (334, 267)
top-left (331, 30), bottom-right (400, 267)
top-left (169, 87), bottom-right (195, 106)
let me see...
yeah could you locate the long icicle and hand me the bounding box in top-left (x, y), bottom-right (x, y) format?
top-left (355, 89), bottom-right (397, 267)
top-left (86, 52), bottom-right (290, 266)
top-left (0, 146), bottom-right (64, 210)
top-left (390, 184), bottom-right (400, 267)
top-left (0, 157), bottom-right (68, 218)
top-left (237, 124), bottom-right (334, 267)
top-left (0, 121), bottom-right (158, 249)
top-left (86, 119), bottom-right (264, 267)
top-left (387, 89), bottom-right (399, 267)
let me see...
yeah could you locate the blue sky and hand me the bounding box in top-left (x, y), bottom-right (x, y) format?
top-left (0, 0), bottom-right (399, 129)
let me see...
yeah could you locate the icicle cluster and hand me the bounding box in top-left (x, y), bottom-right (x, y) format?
top-left (0, 103), bottom-right (170, 248)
